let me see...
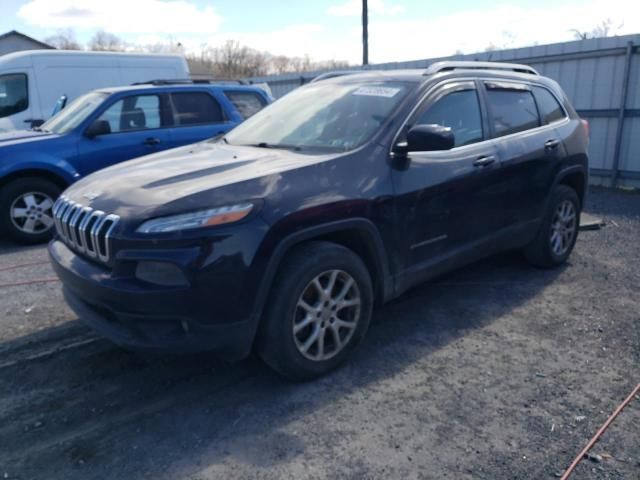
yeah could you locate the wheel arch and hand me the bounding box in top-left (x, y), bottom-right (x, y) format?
top-left (255, 219), bottom-right (393, 324)
top-left (554, 166), bottom-right (587, 207)
top-left (0, 168), bottom-right (72, 191)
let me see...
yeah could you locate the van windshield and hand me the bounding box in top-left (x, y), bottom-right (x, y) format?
top-left (224, 81), bottom-right (412, 152)
top-left (42, 92), bottom-right (108, 135)
top-left (0, 74), bottom-right (28, 118)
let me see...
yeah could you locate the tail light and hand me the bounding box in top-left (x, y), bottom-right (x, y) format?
top-left (580, 119), bottom-right (590, 139)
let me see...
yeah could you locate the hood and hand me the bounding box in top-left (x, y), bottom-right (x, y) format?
top-left (65, 141), bottom-right (337, 217)
top-left (0, 129), bottom-right (58, 146)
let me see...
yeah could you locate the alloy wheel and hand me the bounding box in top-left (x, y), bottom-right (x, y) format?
top-left (293, 269), bottom-right (361, 361)
top-left (10, 192), bottom-right (55, 234)
top-left (550, 199), bottom-right (577, 256)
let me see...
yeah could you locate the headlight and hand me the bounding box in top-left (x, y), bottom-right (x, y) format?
top-left (137, 203), bottom-right (254, 234)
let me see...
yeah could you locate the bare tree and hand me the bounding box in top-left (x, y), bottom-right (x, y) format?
top-left (41, 30), bottom-right (348, 77)
top-left (484, 30), bottom-right (516, 52)
top-left (484, 43), bottom-right (498, 53)
top-left (571, 18), bottom-right (624, 40)
top-left (198, 40), bottom-right (269, 78)
top-left (44, 29), bottom-right (82, 50)
top-left (89, 30), bottom-right (125, 51)
top-left (571, 29), bottom-right (589, 40)
top-left (271, 55), bottom-right (293, 74)
top-left (592, 18), bottom-right (616, 38)
top-left (187, 40), bottom-right (350, 78)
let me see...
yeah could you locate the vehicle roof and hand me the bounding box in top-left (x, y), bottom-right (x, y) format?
top-left (0, 49), bottom-right (184, 63)
top-left (93, 83), bottom-right (269, 96)
top-left (321, 67), bottom-right (562, 94)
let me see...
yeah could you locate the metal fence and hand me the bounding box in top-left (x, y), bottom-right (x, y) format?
top-left (248, 34), bottom-right (640, 188)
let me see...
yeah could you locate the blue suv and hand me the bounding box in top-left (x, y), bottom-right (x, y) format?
top-left (0, 82), bottom-right (270, 243)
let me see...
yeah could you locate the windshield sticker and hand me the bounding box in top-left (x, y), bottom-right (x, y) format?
top-left (352, 87), bottom-right (401, 98)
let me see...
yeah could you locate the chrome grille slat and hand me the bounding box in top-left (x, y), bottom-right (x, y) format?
top-left (60, 202), bottom-right (77, 242)
top-left (53, 196), bottom-right (120, 264)
top-left (68, 206), bottom-right (88, 249)
top-left (79, 210), bottom-right (101, 255)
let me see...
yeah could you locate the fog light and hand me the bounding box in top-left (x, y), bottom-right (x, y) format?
top-left (135, 261), bottom-right (189, 287)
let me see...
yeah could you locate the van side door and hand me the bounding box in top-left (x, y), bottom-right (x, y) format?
top-left (76, 92), bottom-right (172, 175)
top-left (482, 81), bottom-right (565, 227)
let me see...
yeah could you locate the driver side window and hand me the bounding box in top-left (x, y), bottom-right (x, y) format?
top-left (416, 88), bottom-right (483, 148)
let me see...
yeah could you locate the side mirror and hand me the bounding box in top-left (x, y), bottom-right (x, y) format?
top-left (404, 124), bottom-right (454, 152)
top-left (51, 95), bottom-right (68, 117)
top-left (85, 120), bottom-right (111, 139)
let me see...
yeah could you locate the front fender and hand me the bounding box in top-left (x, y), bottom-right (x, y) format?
top-left (0, 153), bottom-right (80, 186)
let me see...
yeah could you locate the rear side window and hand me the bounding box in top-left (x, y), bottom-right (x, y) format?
top-left (224, 91), bottom-right (267, 119)
top-left (0, 73), bottom-right (28, 118)
top-left (532, 86), bottom-right (566, 124)
top-left (416, 89), bottom-right (483, 147)
top-left (170, 92), bottom-right (224, 126)
top-left (485, 86), bottom-right (540, 137)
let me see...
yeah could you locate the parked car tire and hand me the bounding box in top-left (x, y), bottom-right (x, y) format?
top-left (257, 241), bottom-right (373, 381)
top-left (524, 185), bottom-right (580, 268)
top-left (0, 177), bottom-right (61, 244)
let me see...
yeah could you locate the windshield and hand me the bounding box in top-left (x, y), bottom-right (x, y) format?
top-left (41, 92), bottom-right (108, 134)
top-left (224, 81), bottom-right (412, 152)
top-left (0, 73), bottom-right (28, 119)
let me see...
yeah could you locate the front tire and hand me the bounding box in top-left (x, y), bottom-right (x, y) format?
top-left (0, 177), bottom-right (61, 244)
top-left (257, 241), bottom-right (373, 381)
top-left (524, 184), bottom-right (580, 268)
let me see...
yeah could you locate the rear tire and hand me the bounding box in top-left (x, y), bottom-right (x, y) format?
top-left (524, 184), bottom-right (580, 268)
top-left (0, 177), bottom-right (61, 244)
top-left (257, 241), bottom-right (373, 381)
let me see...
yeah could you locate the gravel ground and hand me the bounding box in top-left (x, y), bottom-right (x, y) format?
top-left (0, 186), bottom-right (638, 480)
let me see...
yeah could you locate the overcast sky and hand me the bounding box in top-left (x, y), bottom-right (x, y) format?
top-left (1, 0), bottom-right (639, 63)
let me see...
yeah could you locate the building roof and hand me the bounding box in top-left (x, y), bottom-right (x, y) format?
top-left (0, 30), bottom-right (54, 50)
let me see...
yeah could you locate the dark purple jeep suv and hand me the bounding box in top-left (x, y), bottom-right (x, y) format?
top-left (49, 62), bottom-right (589, 380)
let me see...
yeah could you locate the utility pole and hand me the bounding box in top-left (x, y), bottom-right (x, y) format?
top-left (362, 0), bottom-right (369, 65)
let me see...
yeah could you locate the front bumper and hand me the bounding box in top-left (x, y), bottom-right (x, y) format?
top-left (48, 234), bottom-right (265, 360)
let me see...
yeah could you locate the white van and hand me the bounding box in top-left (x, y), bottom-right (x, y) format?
top-left (0, 50), bottom-right (189, 131)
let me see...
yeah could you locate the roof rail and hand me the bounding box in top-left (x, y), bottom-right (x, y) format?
top-left (131, 78), bottom-right (248, 86)
top-left (424, 61), bottom-right (539, 76)
top-left (311, 70), bottom-right (364, 83)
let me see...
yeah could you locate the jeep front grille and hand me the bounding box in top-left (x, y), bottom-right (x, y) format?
top-left (52, 196), bottom-right (120, 263)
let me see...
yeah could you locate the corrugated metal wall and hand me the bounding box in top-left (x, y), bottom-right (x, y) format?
top-left (248, 34), bottom-right (640, 187)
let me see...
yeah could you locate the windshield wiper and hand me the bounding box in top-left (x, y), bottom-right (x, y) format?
top-left (32, 126), bottom-right (49, 132)
top-left (252, 142), bottom-right (302, 151)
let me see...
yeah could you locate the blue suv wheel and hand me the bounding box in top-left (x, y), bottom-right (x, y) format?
top-left (0, 177), bottom-right (61, 244)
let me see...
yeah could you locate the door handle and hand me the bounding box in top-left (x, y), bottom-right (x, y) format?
top-left (143, 137), bottom-right (161, 146)
top-left (545, 139), bottom-right (560, 150)
top-left (473, 155), bottom-right (496, 167)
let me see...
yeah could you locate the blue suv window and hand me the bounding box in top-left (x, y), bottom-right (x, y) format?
top-left (97, 94), bottom-right (161, 133)
top-left (224, 91), bottom-right (267, 119)
top-left (170, 92), bottom-right (224, 126)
